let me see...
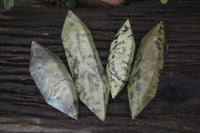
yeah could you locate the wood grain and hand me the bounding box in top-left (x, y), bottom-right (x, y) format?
top-left (0, 0), bottom-right (200, 132)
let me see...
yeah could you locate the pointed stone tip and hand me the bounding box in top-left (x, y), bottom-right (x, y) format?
top-left (31, 41), bottom-right (41, 49)
top-left (131, 116), bottom-right (136, 120)
top-left (71, 114), bottom-right (78, 120)
top-left (126, 19), bottom-right (130, 23)
top-left (151, 21), bottom-right (164, 34)
top-left (124, 19), bottom-right (131, 26)
top-left (63, 104), bottom-right (79, 120)
top-left (130, 111), bottom-right (138, 120)
top-left (67, 10), bottom-right (78, 19)
top-left (63, 110), bottom-right (79, 120)
top-left (130, 108), bottom-right (139, 120)
top-left (98, 114), bottom-right (105, 121)
top-left (111, 90), bottom-right (117, 99)
top-left (110, 84), bottom-right (122, 99)
top-left (31, 41), bottom-right (37, 46)
top-left (94, 106), bottom-right (106, 121)
top-left (111, 93), bottom-right (116, 99)
top-left (48, 99), bottom-right (79, 120)
top-left (32, 41), bottom-right (36, 44)
top-left (30, 41), bottom-right (47, 56)
top-left (159, 21), bottom-right (164, 25)
top-left (67, 109), bottom-right (79, 120)
top-left (67, 10), bottom-right (73, 15)
top-left (66, 10), bottom-right (82, 25)
top-left (156, 21), bottom-right (164, 30)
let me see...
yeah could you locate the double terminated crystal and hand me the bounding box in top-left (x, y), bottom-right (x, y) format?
top-left (128, 22), bottom-right (168, 119)
top-left (29, 41), bottom-right (78, 119)
top-left (61, 11), bottom-right (109, 121)
top-left (107, 19), bottom-right (136, 99)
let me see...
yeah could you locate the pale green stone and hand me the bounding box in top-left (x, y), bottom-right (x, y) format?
top-left (61, 11), bottom-right (109, 121)
top-left (128, 21), bottom-right (168, 119)
top-left (29, 41), bottom-right (78, 120)
top-left (107, 19), bottom-right (136, 99)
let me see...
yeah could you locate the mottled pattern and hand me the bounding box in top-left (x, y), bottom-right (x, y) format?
top-left (29, 41), bottom-right (78, 119)
top-left (128, 21), bottom-right (168, 119)
top-left (106, 19), bottom-right (136, 99)
top-left (61, 11), bottom-right (109, 121)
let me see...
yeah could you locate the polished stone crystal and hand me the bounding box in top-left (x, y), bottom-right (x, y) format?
top-left (29, 41), bottom-right (78, 119)
top-left (107, 19), bottom-right (136, 99)
top-left (128, 21), bottom-right (168, 119)
top-left (61, 11), bottom-right (109, 121)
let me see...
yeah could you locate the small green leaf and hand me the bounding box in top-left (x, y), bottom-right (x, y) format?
top-left (160, 0), bottom-right (168, 4)
top-left (4, 0), bottom-right (14, 10)
top-left (66, 0), bottom-right (76, 8)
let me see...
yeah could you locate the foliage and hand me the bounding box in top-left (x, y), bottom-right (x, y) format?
top-left (160, 0), bottom-right (168, 4)
top-left (65, 0), bottom-right (76, 8)
top-left (4, 0), bottom-right (14, 10)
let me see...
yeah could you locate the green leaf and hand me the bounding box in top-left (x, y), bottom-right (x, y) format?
top-left (65, 0), bottom-right (76, 8)
top-left (4, 0), bottom-right (14, 10)
top-left (160, 0), bottom-right (168, 4)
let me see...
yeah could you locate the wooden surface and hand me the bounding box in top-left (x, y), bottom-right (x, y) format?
top-left (0, 0), bottom-right (200, 132)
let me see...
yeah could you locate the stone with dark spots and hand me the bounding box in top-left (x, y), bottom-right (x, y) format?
top-left (107, 19), bottom-right (136, 99)
top-left (29, 41), bottom-right (78, 120)
top-left (128, 21), bottom-right (168, 120)
top-left (61, 10), bottom-right (109, 121)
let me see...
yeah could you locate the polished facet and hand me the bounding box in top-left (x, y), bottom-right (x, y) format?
top-left (29, 41), bottom-right (78, 119)
top-left (107, 19), bottom-right (136, 99)
top-left (61, 11), bottom-right (109, 121)
top-left (128, 21), bottom-right (168, 119)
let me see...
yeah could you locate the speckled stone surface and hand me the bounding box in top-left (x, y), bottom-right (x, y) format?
top-left (61, 11), bottom-right (109, 121)
top-left (107, 19), bottom-right (136, 99)
top-left (128, 22), bottom-right (168, 120)
top-left (29, 41), bottom-right (78, 120)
